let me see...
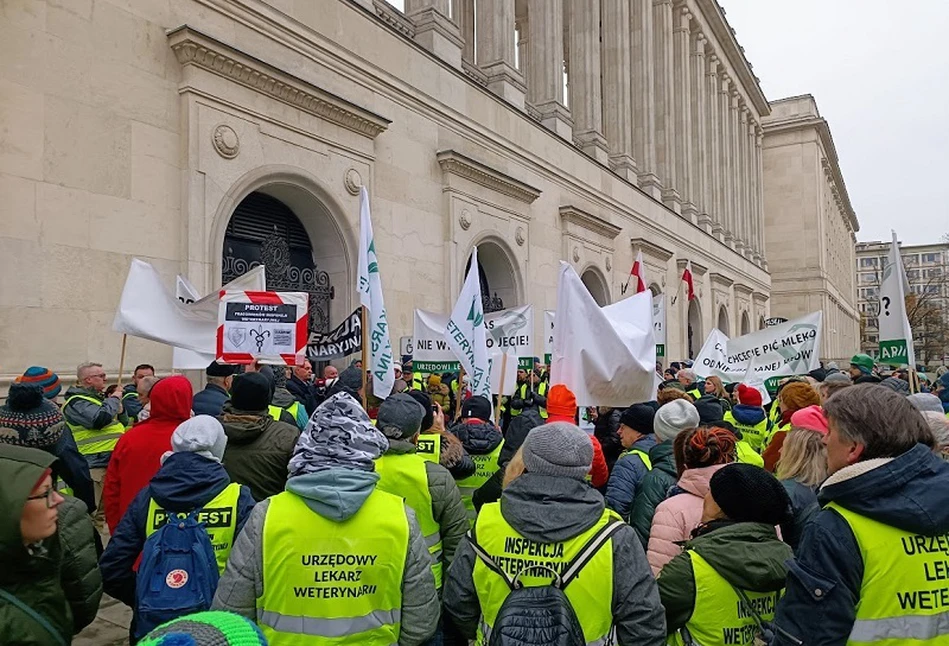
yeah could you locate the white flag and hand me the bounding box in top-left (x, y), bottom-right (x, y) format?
top-left (551, 262), bottom-right (655, 406)
top-left (357, 187), bottom-right (395, 399)
top-left (446, 245), bottom-right (492, 401)
top-left (173, 275), bottom-right (215, 369)
top-left (879, 230), bottom-right (916, 367)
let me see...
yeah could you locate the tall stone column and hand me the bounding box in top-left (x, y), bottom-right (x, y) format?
top-left (631, 0), bottom-right (660, 197)
top-left (526, 0), bottom-right (572, 138)
top-left (406, 0), bottom-right (464, 68)
top-left (673, 2), bottom-right (695, 221)
top-left (452, 0), bottom-right (475, 64)
top-left (477, 0), bottom-right (527, 108)
top-left (601, 0), bottom-right (637, 181)
top-left (732, 95), bottom-right (745, 255)
top-left (707, 55), bottom-right (723, 240)
top-left (745, 112), bottom-right (757, 260)
top-left (691, 30), bottom-right (709, 232)
top-left (653, 0), bottom-right (680, 212)
top-left (736, 104), bottom-right (749, 255)
top-left (567, 0), bottom-right (609, 163)
top-left (719, 74), bottom-right (734, 247)
top-left (754, 124), bottom-right (765, 265)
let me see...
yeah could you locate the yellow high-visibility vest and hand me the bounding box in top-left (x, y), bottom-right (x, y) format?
top-left (63, 394), bottom-right (126, 456)
top-left (415, 433), bottom-right (441, 464)
top-left (146, 482), bottom-right (241, 574)
top-left (472, 503), bottom-right (619, 645)
top-left (374, 452), bottom-right (444, 589)
top-left (257, 489), bottom-right (408, 645)
top-left (722, 411), bottom-right (769, 453)
top-left (826, 502), bottom-right (949, 645)
top-left (669, 551), bottom-right (781, 646)
top-left (619, 448), bottom-right (653, 471)
top-left (456, 441), bottom-right (504, 526)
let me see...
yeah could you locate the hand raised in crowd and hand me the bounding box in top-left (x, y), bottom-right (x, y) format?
top-left (431, 401), bottom-right (446, 433)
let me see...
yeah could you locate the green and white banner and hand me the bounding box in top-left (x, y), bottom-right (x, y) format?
top-left (446, 246), bottom-right (492, 399)
top-left (357, 187), bottom-right (395, 398)
top-left (878, 230), bottom-right (916, 367)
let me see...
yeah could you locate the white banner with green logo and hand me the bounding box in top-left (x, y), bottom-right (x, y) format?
top-left (878, 230), bottom-right (916, 367)
top-left (693, 311), bottom-right (823, 383)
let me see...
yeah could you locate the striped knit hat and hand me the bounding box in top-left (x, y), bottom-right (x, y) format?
top-left (0, 384), bottom-right (65, 449)
top-left (138, 611), bottom-right (266, 646)
top-left (15, 367), bottom-right (62, 400)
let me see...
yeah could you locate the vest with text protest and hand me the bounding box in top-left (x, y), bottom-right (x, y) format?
top-left (64, 394), bottom-right (126, 456)
top-left (415, 433), bottom-right (442, 464)
top-left (722, 411), bottom-right (769, 453)
top-left (457, 441), bottom-right (504, 525)
top-left (134, 509), bottom-right (221, 639)
top-left (145, 483), bottom-right (241, 574)
top-left (471, 503), bottom-right (619, 646)
top-left (671, 551), bottom-right (781, 646)
top-left (825, 502), bottom-right (949, 646)
top-left (257, 489), bottom-right (408, 646)
top-left (374, 452), bottom-right (444, 589)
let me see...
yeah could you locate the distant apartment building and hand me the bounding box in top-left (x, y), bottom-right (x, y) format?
top-left (855, 240), bottom-right (949, 366)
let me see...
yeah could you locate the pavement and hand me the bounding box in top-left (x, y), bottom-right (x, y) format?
top-left (74, 594), bottom-right (131, 646)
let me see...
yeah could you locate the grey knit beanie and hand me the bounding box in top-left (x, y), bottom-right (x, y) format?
top-left (521, 422), bottom-right (592, 481)
top-left (908, 393), bottom-right (944, 414)
top-left (654, 398), bottom-right (700, 442)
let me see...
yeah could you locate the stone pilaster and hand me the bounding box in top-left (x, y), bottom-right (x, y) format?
top-left (452, 0), bottom-right (475, 63)
top-left (731, 93), bottom-right (744, 255)
top-left (719, 74), bottom-right (734, 247)
top-left (526, 0), bottom-right (572, 139)
top-left (406, 0), bottom-right (464, 68)
top-left (601, 0), bottom-right (637, 181)
top-left (567, 0), bottom-right (609, 163)
top-left (744, 111), bottom-right (756, 260)
top-left (673, 2), bottom-right (695, 222)
top-left (707, 54), bottom-right (723, 241)
top-left (754, 124), bottom-right (765, 265)
top-left (653, 0), bottom-right (680, 212)
top-left (737, 104), bottom-right (749, 255)
top-left (477, 0), bottom-right (526, 107)
top-left (692, 32), bottom-right (710, 233)
top-left (631, 0), bottom-right (661, 197)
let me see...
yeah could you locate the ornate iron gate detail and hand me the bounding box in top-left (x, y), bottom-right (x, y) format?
top-left (222, 192), bottom-right (332, 335)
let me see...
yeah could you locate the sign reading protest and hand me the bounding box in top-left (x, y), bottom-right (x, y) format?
top-left (653, 294), bottom-right (666, 358)
top-left (692, 311), bottom-right (822, 383)
top-left (307, 308), bottom-right (362, 361)
top-left (413, 306), bottom-right (535, 374)
top-left (217, 291), bottom-right (308, 365)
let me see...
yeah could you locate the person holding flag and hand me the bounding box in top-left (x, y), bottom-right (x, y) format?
top-left (357, 186), bottom-right (395, 405)
top-left (445, 246), bottom-right (493, 414)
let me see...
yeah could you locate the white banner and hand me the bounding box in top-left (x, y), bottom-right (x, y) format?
top-left (446, 246), bottom-right (492, 400)
top-left (878, 230), bottom-right (916, 367)
top-left (551, 262), bottom-right (655, 407)
top-left (485, 305), bottom-right (534, 358)
top-left (653, 294), bottom-right (666, 359)
top-left (173, 275), bottom-right (216, 370)
top-left (357, 187), bottom-right (395, 399)
top-left (414, 307), bottom-right (536, 374)
top-left (543, 310), bottom-right (555, 365)
top-left (693, 311), bottom-right (823, 383)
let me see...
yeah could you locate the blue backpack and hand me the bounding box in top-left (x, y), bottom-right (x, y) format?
top-left (134, 510), bottom-right (220, 639)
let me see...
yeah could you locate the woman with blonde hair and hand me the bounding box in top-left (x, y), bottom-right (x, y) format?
top-left (702, 376), bottom-right (731, 411)
top-left (775, 405), bottom-right (829, 552)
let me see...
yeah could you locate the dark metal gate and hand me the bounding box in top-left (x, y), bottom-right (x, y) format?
top-left (222, 192), bottom-right (333, 334)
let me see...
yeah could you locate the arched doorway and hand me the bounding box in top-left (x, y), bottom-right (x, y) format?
top-left (465, 240), bottom-right (520, 312)
top-left (687, 299), bottom-right (702, 359)
top-left (581, 268), bottom-right (610, 306)
top-left (740, 311), bottom-right (751, 336)
top-left (223, 189), bottom-right (342, 335)
top-left (717, 306), bottom-right (730, 336)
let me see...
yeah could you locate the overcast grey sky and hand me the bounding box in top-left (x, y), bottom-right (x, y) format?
top-left (721, 0), bottom-right (949, 244)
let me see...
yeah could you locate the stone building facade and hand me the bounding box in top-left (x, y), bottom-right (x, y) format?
top-left (762, 95), bottom-right (859, 364)
top-left (1, 0), bottom-right (773, 384)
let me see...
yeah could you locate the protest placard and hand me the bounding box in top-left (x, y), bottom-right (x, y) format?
top-left (307, 308), bottom-right (362, 361)
top-left (217, 291), bottom-right (308, 365)
top-left (693, 312), bottom-right (822, 383)
top-left (413, 306), bottom-right (535, 374)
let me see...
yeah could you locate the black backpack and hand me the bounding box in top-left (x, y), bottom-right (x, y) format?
top-left (470, 519), bottom-right (623, 646)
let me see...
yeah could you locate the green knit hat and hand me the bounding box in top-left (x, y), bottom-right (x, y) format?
top-left (850, 353), bottom-right (875, 374)
top-left (138, 611), bottom-right (266, 646)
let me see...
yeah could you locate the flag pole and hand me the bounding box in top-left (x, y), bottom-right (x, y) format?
top-left (498, 353), bottom-right (508, 398)
top-left (116, 334), bottom-right (128, 389)
top-left (360, 306), bottom-right (369, 410)
top-left (455, 366), bottom-right (465, 420)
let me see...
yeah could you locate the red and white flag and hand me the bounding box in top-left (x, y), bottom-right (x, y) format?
top-left (625, 250), bottom-right (647, 295)
top-left (682, 260), bottom-right (696, 301)
top-left (673, 260), bottom-right (696, 304)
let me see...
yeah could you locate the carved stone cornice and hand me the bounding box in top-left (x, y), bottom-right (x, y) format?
top-left (733, 282), bottom-right (754, 296)
top-left (752, 290), bottom-right (769, 305)
top-left (373, 0), bottom-right (416, 38)
top-left (629, 238), bottom-right (674, 263)
top-left (436, 150), bottom-right (541, 204)
top-left (708, 271), bottom-right (734, 289)
top-left (559, 205), bottom-right (623, 244)
top-left (167, 26), bottom-right (391, 139)
top-left (677, 258), bottom-right (708, 276)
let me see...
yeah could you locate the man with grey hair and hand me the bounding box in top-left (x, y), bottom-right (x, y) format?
top-left (63, 362), bottom-right (129, 527)
top-left (772, 385), bottom-right (949, 644)
top-left (676, 368), bottom-right (702, 400)
top-left (920, 411), bottom-right (949, 460)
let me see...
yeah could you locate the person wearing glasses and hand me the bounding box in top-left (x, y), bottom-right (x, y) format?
top-left (0, 444), bottom-right (103, 644)
top-left (63, 362), bottom-right (130, 531)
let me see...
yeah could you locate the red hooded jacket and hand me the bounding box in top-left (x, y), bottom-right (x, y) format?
top-left (103, 375), bottom-right (193, 533)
